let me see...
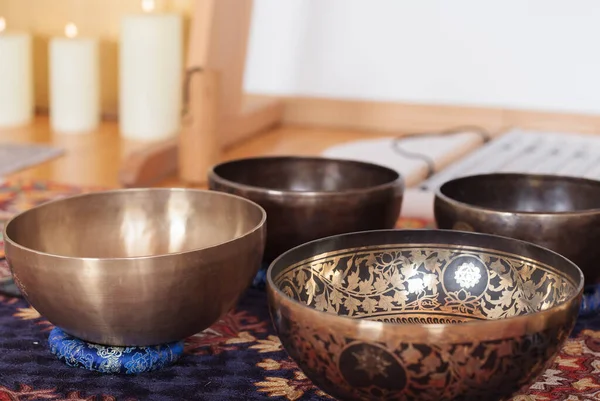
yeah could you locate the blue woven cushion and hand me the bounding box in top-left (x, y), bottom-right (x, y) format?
top-left (581, 284), bottom-right (600, 317)
top-left (48, 327), bottom-right (185, 374)
top-left (251, 262), bottom-right (270, 290)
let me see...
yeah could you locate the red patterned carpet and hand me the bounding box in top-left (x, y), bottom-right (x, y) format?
top-left (0, 179), bottom-right (596, 401)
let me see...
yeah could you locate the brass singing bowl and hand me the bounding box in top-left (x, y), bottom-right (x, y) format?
top-left (4, 188), bottom-right (266, 346)
top-left (267, 229), bottom-right (583, 401)
top-left (434, 173), bottom-right (600, 284)
top-left (208, 156), bottom-right (404, 262)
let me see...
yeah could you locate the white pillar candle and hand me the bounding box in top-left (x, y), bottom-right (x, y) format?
top-left (0, 17), bottom-right (33, 127)
top-left (119, 0), bottom-right (183, 141)
top-left (49, 23), bottom-right (100, 134)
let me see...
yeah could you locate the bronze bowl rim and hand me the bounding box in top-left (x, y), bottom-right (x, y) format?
top-left (267, 228), bottom-right (584, 331)
top-left (436, 172), bottom-right (600, 217)
top-left (3, 187), bottom-right (267, 262)
top-left (208, 155), bottom-right (405, 197)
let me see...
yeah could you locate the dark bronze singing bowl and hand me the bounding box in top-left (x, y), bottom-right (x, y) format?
top-left (435, 173), bottom-right (600, 284)
top-left (4, 188), bottom-right (266, 346)
top-left (267, 229), bottom-right (583, 401)
top-left (208, 156), bottom-right (404, 262)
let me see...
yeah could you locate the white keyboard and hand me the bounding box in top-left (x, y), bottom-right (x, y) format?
top-left (419, 129), bottom-right (600, 191)
top-left (322, 128), bottom-right (600, 219)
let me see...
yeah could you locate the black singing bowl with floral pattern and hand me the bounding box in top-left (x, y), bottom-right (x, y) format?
top-left (266, 229), bottom-right (583, 401)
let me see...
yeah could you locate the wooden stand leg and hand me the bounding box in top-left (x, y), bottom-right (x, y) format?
top-left (118, 138), bottom-right (179, 188)
top-left (178, 69), bottom-right (220, 184)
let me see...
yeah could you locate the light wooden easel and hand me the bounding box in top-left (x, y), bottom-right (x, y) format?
top-left (119, 0), bottom-right (283, 187)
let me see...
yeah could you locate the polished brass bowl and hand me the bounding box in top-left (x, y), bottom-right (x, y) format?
top-left (435, 173), bottom-right (600, 284)
top-left (208, 156), bottom-right (404, 262)
top-left (4, 188), bottom-right (266, 346)
top-left (267, 229), bottom-right (583, 401)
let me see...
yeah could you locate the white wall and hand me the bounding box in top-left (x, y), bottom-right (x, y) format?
top-left (244, 0), bottom-right (600, 115)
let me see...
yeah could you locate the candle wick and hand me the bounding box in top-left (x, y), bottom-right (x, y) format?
top-left (141, 0), bottom-right (156, 13)
top-left (65, 23), bottom-right (78, 39)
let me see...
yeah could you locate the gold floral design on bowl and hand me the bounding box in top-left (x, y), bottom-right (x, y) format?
top-left (267, 230), bottom-right (583, 401)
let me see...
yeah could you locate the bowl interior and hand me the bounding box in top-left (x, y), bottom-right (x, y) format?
top-left (212, 157), bottom-right (399, 192)
top-left (439, 174), bottom-right (600, 213)
top-left (5, 189), bottom-right (265, 259)
top-left (270, 231), bottom-right (580, 323)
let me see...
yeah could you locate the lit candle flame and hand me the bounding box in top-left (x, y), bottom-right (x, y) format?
top-left (65, 22), bottom-right (78, 38)
top-left (141, 0), bottom-right (155, 13)
top-left (0, 17), bottom-right (6, 34)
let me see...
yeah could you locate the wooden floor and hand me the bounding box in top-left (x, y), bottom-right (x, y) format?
top-left (0, 116), bottom-right (385, 188)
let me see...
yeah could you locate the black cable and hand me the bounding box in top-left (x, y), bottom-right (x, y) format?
top-left (182, 66), bottom-right (203, 118)
top-left (391, 125), bottom-right (492, 178)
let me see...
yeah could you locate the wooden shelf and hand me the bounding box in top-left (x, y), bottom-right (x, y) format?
top-left (0, 114), bottom-right (372, 189)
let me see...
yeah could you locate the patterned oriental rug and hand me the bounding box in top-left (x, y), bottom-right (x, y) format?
top-left (0, 180), bottom-right (597, 401)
